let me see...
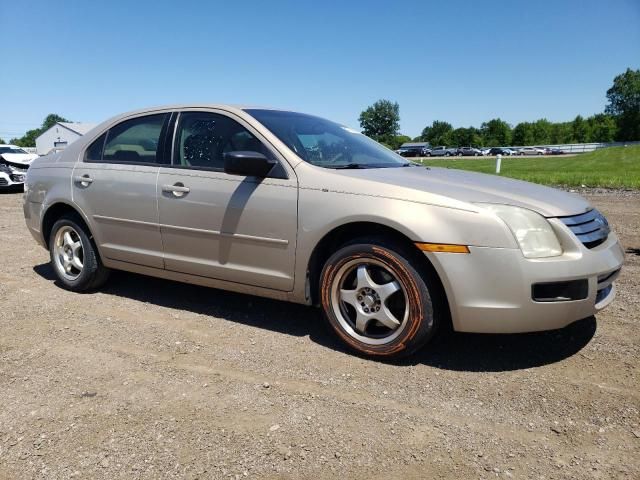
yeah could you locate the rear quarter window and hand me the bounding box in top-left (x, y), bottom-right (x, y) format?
top-left (85, 133), bottom-right (107, 162)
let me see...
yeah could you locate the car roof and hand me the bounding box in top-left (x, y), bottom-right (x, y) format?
top-left (114, 104), bottom-right (298, 118)
top-left (95, 104), bottom-right (324, 132)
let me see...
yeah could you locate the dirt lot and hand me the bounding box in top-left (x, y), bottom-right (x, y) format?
top-left (0, 190), bottom-right (638, 479)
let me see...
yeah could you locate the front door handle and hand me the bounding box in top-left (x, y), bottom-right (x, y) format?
top-left (73, 174), bottom-right (93, 187)
top-left (162, 183), bottom-right (190, 197)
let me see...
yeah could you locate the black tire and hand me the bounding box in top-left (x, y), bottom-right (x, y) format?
top-left (49, 214), bottom-right (110, 292)
top-left (319, 239), bottom-right (439, 359)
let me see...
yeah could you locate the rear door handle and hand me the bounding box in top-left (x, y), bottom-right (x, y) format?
top-left (162, 183), bottom-right (190, 197)
top-left (73, 175), bottom-right (93, 186)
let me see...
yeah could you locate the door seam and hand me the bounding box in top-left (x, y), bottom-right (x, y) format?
top-left (155, 168), bottom-right (166, 269)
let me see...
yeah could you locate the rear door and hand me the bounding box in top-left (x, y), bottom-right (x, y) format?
top-left (157, 110), bottom-right (298, 291)
top-left (72, 112), bottom-right (171, 268)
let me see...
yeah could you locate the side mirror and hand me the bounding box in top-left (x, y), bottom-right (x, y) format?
top-left (224, 151), bottom-right (276, 177)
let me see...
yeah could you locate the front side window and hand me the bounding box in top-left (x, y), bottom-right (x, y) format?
top-left (245, 109), bottom-right (409, 169)
top-left (87, 113), bottom-right (168, 164)
top-left (174, 112), bottom-right (272, 170)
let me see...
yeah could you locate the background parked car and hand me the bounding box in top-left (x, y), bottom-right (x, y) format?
top-left (544, 147), bottom-right (565, 155)
top-left (396, 142), bottom-right (430, 157)
top-left (396, 146), bottom-right (424, 157)
top-left (456, 147), bottom-right (483, 156)
top-left (428, 146), bottom-right (457, 157)
top-left (519, 147), bottom-right (545, 155)
top-left (0, 144), bottom-right (38, 189)
top-left (487, 147), bottom-right (513, 156)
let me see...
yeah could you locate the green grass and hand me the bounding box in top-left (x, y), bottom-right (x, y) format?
top-left (418, 145), bottom-right (640, 189)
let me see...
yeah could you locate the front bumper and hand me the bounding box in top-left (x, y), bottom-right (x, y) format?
top-left (0, 170), bottom-right (26, 188)
top-left (427, 230), bottom-right (624, 333)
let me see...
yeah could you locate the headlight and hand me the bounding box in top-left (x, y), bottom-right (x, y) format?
top-left (478, 204), bottom-right (562, 258)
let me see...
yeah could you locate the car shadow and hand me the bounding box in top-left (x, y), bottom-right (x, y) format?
top-left (0, 186), bottom-right (24, 194)
top-left (33, 263), bottom-right (333, 342)
top-left (626, 247), bottom-right (640, 257)
top-left (404, 317), bottom-right (596, 372)
top-left (33, 263), bottom-right (597, 372)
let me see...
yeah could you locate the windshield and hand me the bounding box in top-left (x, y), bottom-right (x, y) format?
top-left (0, 146), bottom-right (28, 154)
top-left (245, 109), bottom-right (409, 168)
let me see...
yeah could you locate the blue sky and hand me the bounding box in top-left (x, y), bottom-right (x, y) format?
top-left (1, 0), bottom-right (639, 139)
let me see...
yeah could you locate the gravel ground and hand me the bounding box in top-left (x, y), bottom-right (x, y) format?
top-left (0, 190), bottom-right (638, 479)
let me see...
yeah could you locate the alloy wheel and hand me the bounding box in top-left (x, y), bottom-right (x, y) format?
top-left (330, 259), bottom-right (409, 345)
top-left (53, 226), bottom-right (84, 281)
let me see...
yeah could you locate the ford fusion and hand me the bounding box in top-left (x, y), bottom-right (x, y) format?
top-left (23, 105), bottom-right (624, 358)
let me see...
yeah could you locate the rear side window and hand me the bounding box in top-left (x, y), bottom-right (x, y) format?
top-left (86, 114), bottom-right (168, 164)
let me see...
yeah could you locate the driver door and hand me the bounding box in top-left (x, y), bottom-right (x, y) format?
top-left (157, 110), bottom-right (298, 291)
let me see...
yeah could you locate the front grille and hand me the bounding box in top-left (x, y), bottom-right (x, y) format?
top-left (0, 178), bottom-right (8, 186)
top-left (557, 209), bottom-right (610, 249)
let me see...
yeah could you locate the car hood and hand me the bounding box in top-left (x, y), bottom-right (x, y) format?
top-left (1, 153), bottom-right (39, 166)
top-left (331, 166), bottom-right (590, 217)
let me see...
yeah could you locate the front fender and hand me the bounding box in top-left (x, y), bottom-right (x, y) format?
top-left (291, 187), bottom-right (518, 302)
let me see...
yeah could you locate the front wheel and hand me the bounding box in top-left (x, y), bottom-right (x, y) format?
top-left (49, 214), bottom-right (110, 292)
top-left (320, 240), bottom-right (438, 358)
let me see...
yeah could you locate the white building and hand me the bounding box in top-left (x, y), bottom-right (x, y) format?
top-left (35, 122), bottom-right (96, 155)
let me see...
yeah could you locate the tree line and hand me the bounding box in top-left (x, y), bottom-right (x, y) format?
top-left (420, 114), bottom-right (617, 149)
top-left (359, 68), bottom-right (640, 150)
top-left (0, 114), bottom-right (70, 147)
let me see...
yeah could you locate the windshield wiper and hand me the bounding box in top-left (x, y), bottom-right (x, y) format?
top-left (326, 163), bottom-right (369, 169)
top-left (326, 163), bottom-right (420, 169)
top-left (402, 162), bottom-right (428, 169)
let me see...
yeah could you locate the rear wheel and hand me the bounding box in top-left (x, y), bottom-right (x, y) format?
top-left (320, 240), bottom-right (438, 359)
top-left (49, 214), bottom-right (110, 292)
